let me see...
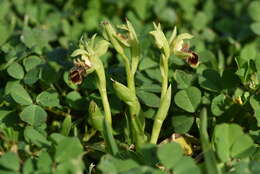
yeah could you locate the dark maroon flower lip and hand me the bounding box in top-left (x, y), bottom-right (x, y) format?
top-left (69, 68), bottom-right (84, 85)
top-left (69, 59), bottom-right (89, 85)
top-left (187, 52), bottom-right (199, 67)
top-left (180, 43), bottom-right (199, 67)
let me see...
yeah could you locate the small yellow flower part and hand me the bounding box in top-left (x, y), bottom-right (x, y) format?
top-left (160, 133), bottom-right (200, 156)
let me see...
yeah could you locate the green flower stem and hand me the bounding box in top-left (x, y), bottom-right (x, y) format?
top-left (95, 58), bottom-right (112, 125)
top-left (199, 108), bottom-right (220, 174)
top-left (121, 53), bottom-right (146, 147)
top-left (150, 85), bottom-right (171, 144)
top-left (150, 53), bottom-right (171, 144)
top-left (94, 58), bottom-right (118, 154)
top-left (160, 54), bottom-right (169, 99)
top-left (99, 87), bottom-right (112, 124)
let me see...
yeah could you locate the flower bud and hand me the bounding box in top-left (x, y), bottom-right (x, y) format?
top-left (102, 21), bottom-right (125, 55)
top-left (149, 23), bottom-right (170, 57)
top-left (111, 79), bottom-right (136, 106)
top-left (88, 100), bottom-right (104, 132)
top-left (94, 39), bottom-right (110, 57)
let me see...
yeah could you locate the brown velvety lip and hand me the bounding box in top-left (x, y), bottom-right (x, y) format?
top-left (187, 52), bottom-right (199, 67)
top-left (69, 70), bottom-right (83, 85)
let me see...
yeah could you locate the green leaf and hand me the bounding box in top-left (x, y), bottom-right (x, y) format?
top-left (172, 115), bottom-right (194, 133)
top-left (137, 91), bottom-right (160, 108)
top-left (248, 1), bottom-right (260, 21)
top-left (250, 95), bottom-right (260, 127)
top-left (221, 69), bottom-right (240, 89)
top-left (0, 152), bottom-right (20, 171)
top-left (61, 116), bottom-right (72, 136)
top-left (36, 91), bottom-right (60, 107)
top-left (55, 137), bottom-right (84, 163)
top-left (7, 62), bottom-right (24, 79)
top-left (211, 94), bottom-right (232, 116)
top-left (65, 91), bottom-right (86, 111)
top-left (139, 57), bottom-right (158, 71)
top-left (23, 158), bottom-right (35, 174)
top-left (24, 126), bottom-right (51, 147)
top-left (21, 27), bottom-right (55, 53)
top-left (158, 7), bottom-right (177, 24)
top-left (0, 20), bottom-right (12, 46)
top-left (138, 83), bottom-right (161, 93)
top-left (172, 156), bottom-right (201, 174)
top-left (37, 151), bottom-right (52, 173)
top-left (157, 142), bottom-right (183, 168)
top-left (145, 68), bottom-right (162, 83)
top-left (50, 133), bottom-right (67, 144)
top-left (40, 64), bottom-right (59, 84)
top-left (98, 155), bottom-right (139, 173)
top-left (174, 70), bottom-right (195, 89)
top-left (20, 105), bottom-right (47, 127)
top-left (174, 86), bottom-right (201, 113)
top-left (199, 69), bottom-right (222, 92)
top-left (240, 44), bottom-right (256, 61)
top-left (83, 9), bottom-right (99, 31)
top-left (213, 124), bottom-right (244, 162)
top-left (251, 22), bottom-right (260, 35)
top-left (55, 158), bottom-right (85, 174)
top-left (138, 144), bottom-right (159, 166)
top-left (10, 83), bottom-right (32, 105)
top-left (192, 12), bottom-right (208, 31)
top-left (23, 68), bottom-right (40, 85)
top-left (0, 109), bottom-right (18, 127)
top-left (131, 0), bottom-right (148, 20)
top-left (23, 55), bottom-right (42, 72)
top-left (231, 134), bottom-right (254, 158)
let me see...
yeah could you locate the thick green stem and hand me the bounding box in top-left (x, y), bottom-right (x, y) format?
top-left (150, 119), bottom-right (163, 144)
top-left (121, 54), bottom-right (145, 147)
top-left (95, 59), bottom-right (112, 124)
top-left (99, 87), bottom-right (112, 124)
top-left (150, 54), bottom-right (170, 144)
top-left (160, 54), bottom-right (168, 99)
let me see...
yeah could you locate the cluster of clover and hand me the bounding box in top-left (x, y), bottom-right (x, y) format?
top-left (69, 20), bottom-right (199, 154)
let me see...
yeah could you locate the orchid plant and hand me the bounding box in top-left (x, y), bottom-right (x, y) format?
top-left (69, 20), bottom-right (198, 152)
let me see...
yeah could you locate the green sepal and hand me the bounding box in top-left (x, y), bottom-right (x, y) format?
top-left (112, 80), bottom-right (137, 106)
top-left (88, 100), bottom-right (104, 132)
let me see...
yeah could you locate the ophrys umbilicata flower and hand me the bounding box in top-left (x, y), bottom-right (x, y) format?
top-left (69, 34), bottom-right (109, 84)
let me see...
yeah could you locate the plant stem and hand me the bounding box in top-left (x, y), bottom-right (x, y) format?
top-left (199, 108), bottom-right (220, 174)
top-left (121, 53), bottom-right (145, 147)
top-left (150, 119), bottom-right (163, 144)
top-left (44, 107), bottom-right (71, 117)
top-left (160, 55), bottom-right (168, 99)
top-left (99, 87), bottom-right (112, 124)
top-left (150, 54), bottom-right (170, 144)
top-left (93, 57), bottom-right (118, 155)
top-left (95, 59), bottom-right (112, 124)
